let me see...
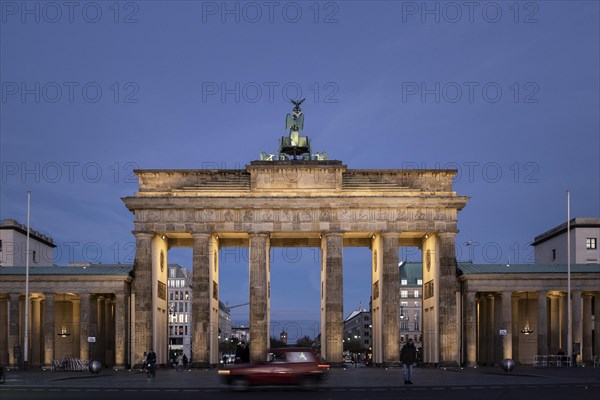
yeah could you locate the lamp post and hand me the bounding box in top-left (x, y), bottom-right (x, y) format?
top-left (168, 302), bottom-right (175, 367)
top-left (567, 191), bottom-right (572, 362)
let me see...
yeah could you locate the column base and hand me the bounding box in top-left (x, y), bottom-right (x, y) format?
top-left (382, 362), bottom-right (402, 368)
top-left (191, 362), bottom-right (211, 369)
top-left (438, 361), bottom-right (461, 368)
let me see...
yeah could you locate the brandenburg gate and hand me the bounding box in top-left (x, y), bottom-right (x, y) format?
top-left (122, 101), bottom-right (469, 367)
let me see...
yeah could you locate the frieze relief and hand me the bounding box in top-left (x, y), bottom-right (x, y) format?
top-left (138, 207), bottom-right (455, 225)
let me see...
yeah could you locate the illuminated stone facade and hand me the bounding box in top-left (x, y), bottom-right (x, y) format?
top-left (122, 160), bottom-right (468, 367)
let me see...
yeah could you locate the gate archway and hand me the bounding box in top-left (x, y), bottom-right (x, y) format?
top-left (123, 160), bottom-right (469, 367)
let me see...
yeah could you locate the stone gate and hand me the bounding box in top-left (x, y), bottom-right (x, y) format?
top-left (122, 160), bottom-right (469, 367)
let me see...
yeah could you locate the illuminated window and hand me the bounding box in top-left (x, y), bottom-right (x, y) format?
top-left (401, 290), bottom-right (408, 298)
top-left (414, 290), bottom-right (419, 298)
top-left (417, 279), bottom-right (422, 285)
top-left (587, 238), bottom-right (597, 249)
top-left (401, 279), bottom-right (407, 286)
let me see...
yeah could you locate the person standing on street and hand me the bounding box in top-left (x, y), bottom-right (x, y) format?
top-left (400, 338), bottom-right (417, 384)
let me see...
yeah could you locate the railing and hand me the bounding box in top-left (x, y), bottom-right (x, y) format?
top-left (533, 355), bottom-right (572, 367)
top-left (51, 356), bottom-right (89, 371)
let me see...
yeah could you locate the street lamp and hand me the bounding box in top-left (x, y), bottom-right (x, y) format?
top-left (168, 302), bottom-right (175, 365)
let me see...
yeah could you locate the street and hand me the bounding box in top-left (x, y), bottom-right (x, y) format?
top-left (2, 384), bottom-right (600, 400)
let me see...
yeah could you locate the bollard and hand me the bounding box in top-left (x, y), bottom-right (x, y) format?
top-left (501, 358), bottom-right (515, 372)
top-left (89, 360), bottom-right (102, 374)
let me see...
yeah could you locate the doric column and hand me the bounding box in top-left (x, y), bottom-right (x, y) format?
top-left (501, 291), bottom-right (512, 360)
top-left (464, 291), bottom-right (478, 366)
top-left (89, 295), bottom-right (98, 361)
top-left (437, 232), bottom-right (459, 366)
top-left (537, 291), bottom-right (548, 355)
top-left (191, 232), bottom-right (211, 367)
top-left (478, 295), bottom-right (487, 364)
top-left (320, 231), bottom-right (343, 365)
top-left (486, 294), bottom-right (495, 365)
top-left (248, 232), bottom-right (270, 362)
top-left (582, 294), bottom-right (592, 363)
top-left (114, 293), bottom-right (127, 369)
top-left (79, 293), bottom-right (90, 361)
top-left (131, 231), bottom-right (153, 367)
top-left (71, 298), bottom-right (81, 363)
top-left (594, 295), bottom-right (600, 360)
top-left (381, 232), bottom-right (400, 366)
top-left (31, 298), bottom-right (42, 367)
top-left (511, 295), bottom-right (520, 363)
top-left (0, 297), bottom-right (7, 366)
top-left (559, 293), bottom-right (567, 349)
top-left (572, 290), bottom-right (582, 363)
top-left (43, 293), bottom-right (55, 367)
top-left (97, 296), bottom-right (106, 364)
top-left (549, 294), bottom-right (560, 354)
top-left (8, 293), bottom-right (20, 368)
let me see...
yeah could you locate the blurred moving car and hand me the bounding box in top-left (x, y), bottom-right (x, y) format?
top-left (218, 347), bottom-right (330, 390)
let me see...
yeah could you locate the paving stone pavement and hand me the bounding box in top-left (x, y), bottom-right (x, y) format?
top-left (2, 364), bottom-right (599, 389)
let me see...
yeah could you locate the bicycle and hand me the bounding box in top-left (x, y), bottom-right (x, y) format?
top-left (146, 362), bottom-right (155, 378)
top-left (0, 367), bottom-right (5, 384)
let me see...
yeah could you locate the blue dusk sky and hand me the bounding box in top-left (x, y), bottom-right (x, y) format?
top-left (1, 1), bottom-right (599, 334)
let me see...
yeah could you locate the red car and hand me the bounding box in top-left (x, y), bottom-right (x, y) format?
top-left (218, 347), bottom-right (330, 390)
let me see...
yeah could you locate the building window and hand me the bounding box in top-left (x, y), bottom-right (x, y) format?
top-left (414, 290), bottom-right (419, 298)
top-left (32, 250), bottom-right (37, 263)
top-left (414, 301), bottom-right (419, 307)
top-left (401, 301), bottom-right (408, 307)
top-left (170, 268), bottom-right (175, 278)
top-left (414, 321), bottom-right (420, 331)
top-left (185, 291), bottom-right (189, 300)
top-left (0, 239), bottom-right (2, 252)
top-left (417, 279), bottom-right (422, 285)
top-left (401, 279), bottom-right (407, 286)
top-left (401, 290), bottom-right (408, 298)
top-left (552, 249), bottom-right (556, 260)
top-left (401, 321), bottom-right (409, 330)
top-left (587, 238), bottom-right (597, 249)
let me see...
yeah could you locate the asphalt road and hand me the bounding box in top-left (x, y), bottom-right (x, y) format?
top-left (2, 384), bottom-right (600, 400)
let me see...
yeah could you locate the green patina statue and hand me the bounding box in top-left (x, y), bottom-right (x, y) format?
top-left (259, 100), bottom-right (328, 161)
top-left (280, 99), bottom-right (311, 159)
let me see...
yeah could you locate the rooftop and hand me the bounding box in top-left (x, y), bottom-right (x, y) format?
top-left (0, 264), bottom-right (133, 275)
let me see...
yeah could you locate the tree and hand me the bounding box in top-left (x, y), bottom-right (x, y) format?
top-left (270, 337), bottom-right (286, 348)
top-left (296, 335), bottom-right (314, 348)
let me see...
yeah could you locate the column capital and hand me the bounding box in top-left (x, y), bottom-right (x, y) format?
top-left (248, 232), bottom-right (270, 238)
top-left (321, 230), bottom-right (344, 238)
top-left (191, 231), bottom-right (211, 239)
top-left (437, 231), bottom-right (458, 239)
top-left (465, 291), bottom-right (478, 301)
top-left (131, 230), bottom-right (154, 238)
top-left (380, 231), bottom-right (401, 239)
